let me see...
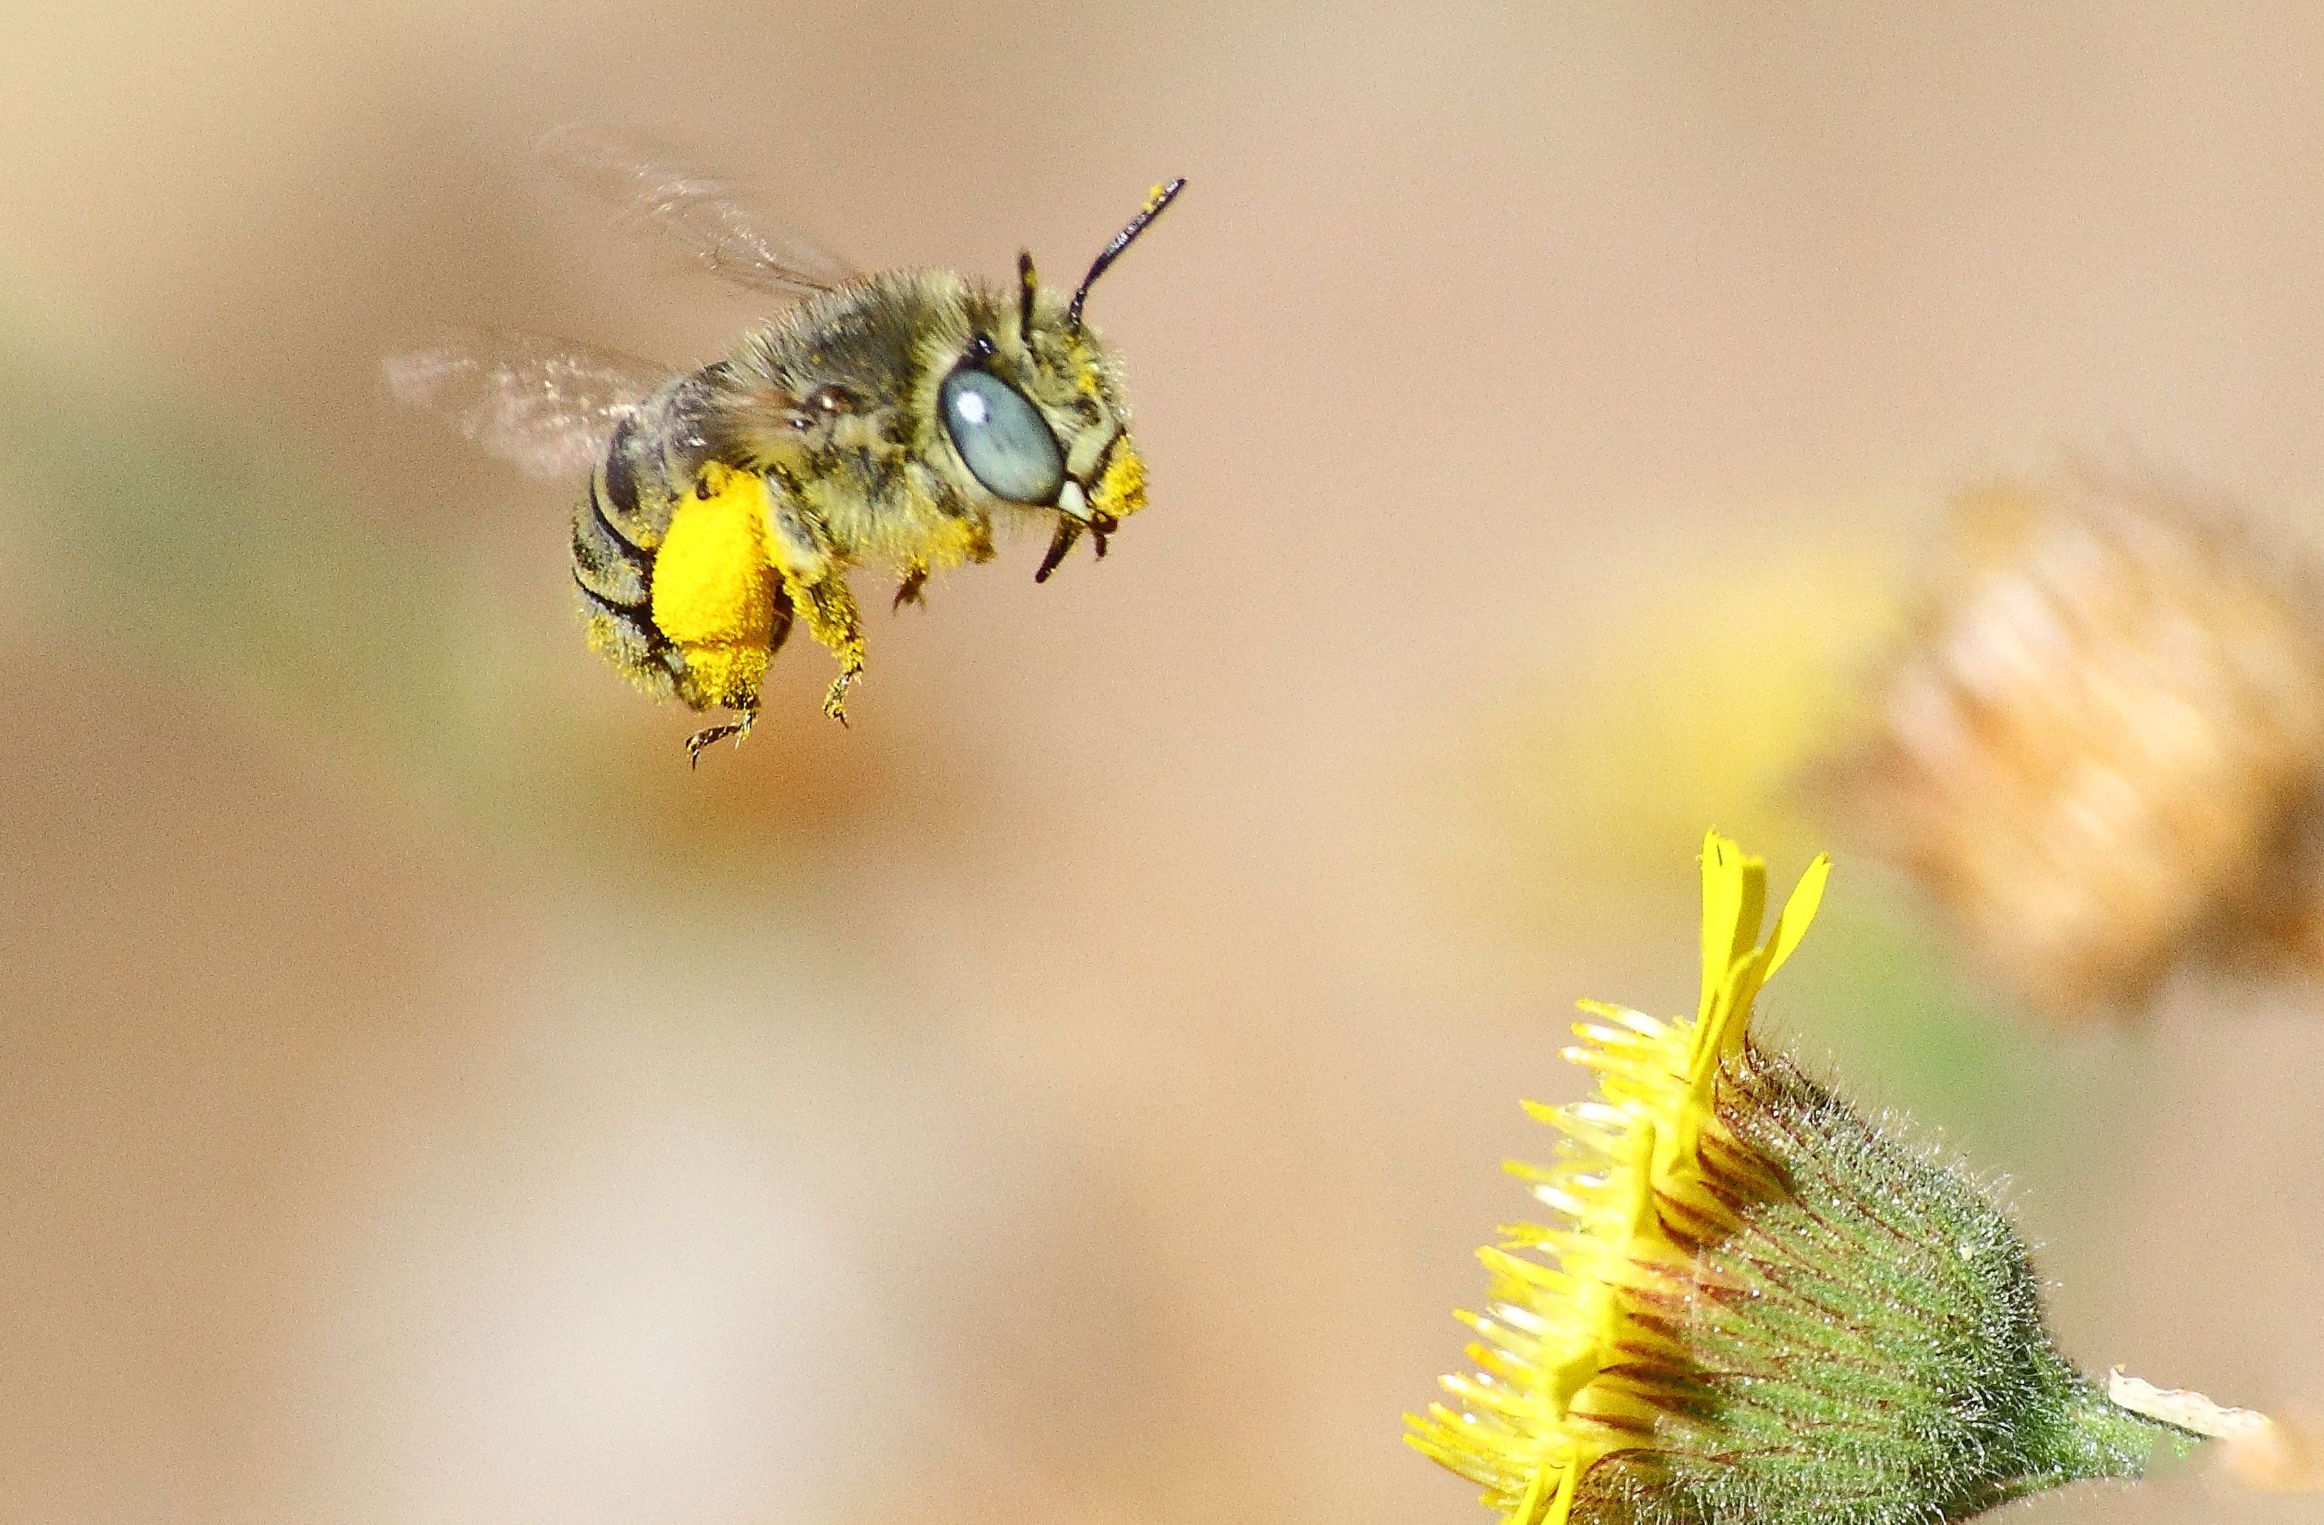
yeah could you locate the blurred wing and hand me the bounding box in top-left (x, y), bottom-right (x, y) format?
top-left (537, 125), bottom-right (858, 300)
top-left (384, 331), bottom-right (673, 480)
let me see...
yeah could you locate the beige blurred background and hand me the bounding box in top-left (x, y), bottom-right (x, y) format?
top-left (3, 2), bottom-right (2321, 1521)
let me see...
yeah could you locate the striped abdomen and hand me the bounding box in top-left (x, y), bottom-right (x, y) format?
top-left (569, 371), bottom-right (791, 712)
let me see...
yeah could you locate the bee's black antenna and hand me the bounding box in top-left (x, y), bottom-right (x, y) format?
top-left (1068, 177), bottom-right (1186, 329)
top-left (1017, 250), bottom-right (1040, 338)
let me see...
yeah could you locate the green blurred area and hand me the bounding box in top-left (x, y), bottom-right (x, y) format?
top-left (1780, 880), bottom-right (2146, 1192)
top-left (0, 334), bottom-right (924, 904)
top-left (0, 340), bottom-right (467, 742)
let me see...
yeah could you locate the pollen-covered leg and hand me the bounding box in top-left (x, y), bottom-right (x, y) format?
top-left (650, 463), bottom-right (788, 740)
top-left (785, 571), bottom-right (866, 723)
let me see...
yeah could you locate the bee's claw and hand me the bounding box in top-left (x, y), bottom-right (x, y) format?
top-left (684, 710), bottom-right (755, 769)
top-left (893, 568), bottom-right (928, 611)
top-left (822, 670), bottom-right (858, 725)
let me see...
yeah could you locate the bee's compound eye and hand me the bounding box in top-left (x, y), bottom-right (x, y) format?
top-left (940, 366), bottom-right (1065, 505)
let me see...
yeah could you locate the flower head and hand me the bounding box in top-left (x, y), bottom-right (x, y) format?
top-left (1828, 474), bottom-right (2324, 1016)
top-left (1409, 832), bottom-right (2187, 1525)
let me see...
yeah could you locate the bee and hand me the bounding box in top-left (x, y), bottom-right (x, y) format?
top-left (388, 131), bottom-right (1184, 763)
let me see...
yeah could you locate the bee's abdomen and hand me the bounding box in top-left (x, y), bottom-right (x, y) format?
top-left (572, 413), bottom-right (672, 601)
top-left (573, 569), bottom-right (684, 701)
top-left (572, 475), bottom-right (653, 608)
top-left (568, 388), bottom-right (791, 716)
top-left (571, 409), bottom-right (687, 702)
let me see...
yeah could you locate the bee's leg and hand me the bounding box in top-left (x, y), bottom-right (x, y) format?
top-left (684, 708), bottom-right (756, 769)
top-left (786, 572), bottom-right (866, 724)
top-left (893, 560), bottom-right (929, 611)
top-left (761, 487), bottom-right (864, 722)
top-left (824, 674), bottom-right (857, 723)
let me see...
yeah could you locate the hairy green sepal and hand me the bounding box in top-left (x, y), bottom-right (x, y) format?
top-left (1580, 1044), bottom-right (2190, 1525)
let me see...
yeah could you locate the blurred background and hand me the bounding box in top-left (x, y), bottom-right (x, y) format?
top-left (3, 1), bottom-right (2322, 1520)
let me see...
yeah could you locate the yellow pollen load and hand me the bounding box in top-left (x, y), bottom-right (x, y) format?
top-left (1094, 440), bottom-right (1148, 521)
top-left (650, 463), bottom-right (780, 710)
top-left (1407, 831), bottom-right (1831, 1525)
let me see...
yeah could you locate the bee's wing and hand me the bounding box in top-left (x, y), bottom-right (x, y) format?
top-left (537, 126), bottom-right (859, 300)
top-left (383, 331), bottom-right (674, 480)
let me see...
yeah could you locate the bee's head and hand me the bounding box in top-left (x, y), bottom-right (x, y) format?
top-left (933, 180), bottom-right (1183, 582)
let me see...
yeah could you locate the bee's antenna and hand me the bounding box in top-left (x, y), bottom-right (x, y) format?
top-left (1017, 250), bottom-right (1040, 337)
top-left (1068, 177), bottom-right (1186, 329)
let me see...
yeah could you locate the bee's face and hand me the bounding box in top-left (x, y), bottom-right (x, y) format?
top-left (932, 296), bottom-right (1145, 534)
top-left (926, 180), bottom-right (1181, 559)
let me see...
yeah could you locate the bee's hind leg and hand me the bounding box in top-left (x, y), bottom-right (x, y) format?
top-left (684, 708), bottom-right (755, 769)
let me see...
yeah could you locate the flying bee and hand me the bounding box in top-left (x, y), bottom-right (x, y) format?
top-left (388, 130), bottom-right (1185, 763)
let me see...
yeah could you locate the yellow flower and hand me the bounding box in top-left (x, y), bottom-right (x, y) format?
top-left (1406, 832), bottom-right (1828, 1525)
top-left (1408, 832), bottom-right (2186, 1525)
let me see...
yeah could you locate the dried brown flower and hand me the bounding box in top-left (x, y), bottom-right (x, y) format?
top-left (1827, 473), bottom-right (2324, 1017)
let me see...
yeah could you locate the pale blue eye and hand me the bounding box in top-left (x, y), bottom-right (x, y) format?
top-left (940, 366), bottom-right (1064, 504)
